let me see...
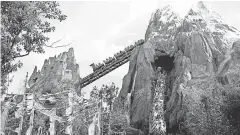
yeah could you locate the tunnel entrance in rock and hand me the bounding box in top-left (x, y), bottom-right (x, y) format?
top-left (153, 54), bottom-right (175, 134)
top-left (154, 55), bottom-right (174, 72)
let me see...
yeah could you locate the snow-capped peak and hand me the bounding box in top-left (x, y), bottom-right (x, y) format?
top-left (151, 5), bottom-right (181, 25)
top-left (186, 1), bottom-right (224, 24)
top-left (185, 1), bottom-right (240, 47)
top-left (197, 1), bottom-right (224, 23)
top-left (195, 1), bottom-right (210, 12)
top-left (160, 5), bottom-right (174, 14)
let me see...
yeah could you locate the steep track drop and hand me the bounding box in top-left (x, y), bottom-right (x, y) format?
top-left (80, 39), bottom-right (144, 88)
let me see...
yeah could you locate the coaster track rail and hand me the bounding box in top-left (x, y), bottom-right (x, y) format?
top-left (80, 39), bottom-right (144, 88)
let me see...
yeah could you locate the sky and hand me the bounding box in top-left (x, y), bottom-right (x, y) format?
top-left (7, 0), bottom-right (240, 98)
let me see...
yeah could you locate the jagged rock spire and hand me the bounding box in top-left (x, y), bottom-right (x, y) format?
top-left (28, 48), bottom-right (80, 92)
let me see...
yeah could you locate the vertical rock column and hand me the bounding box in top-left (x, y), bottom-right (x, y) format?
top-left (65, 88), bottom-right (74, 135)
top-left (150, 67), bottom-right (166, 134)
top-left (26, 94), bottom-right (35, 135)
top-left (49, 110), bottom-right (56, 135)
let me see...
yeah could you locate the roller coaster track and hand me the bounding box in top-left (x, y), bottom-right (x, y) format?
top-left (80, 39), bottom-right (144, 88)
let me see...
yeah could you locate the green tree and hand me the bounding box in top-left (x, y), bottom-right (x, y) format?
top-left (1, 1), bottom-right (67, 94)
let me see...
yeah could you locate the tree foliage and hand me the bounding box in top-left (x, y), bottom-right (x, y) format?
top-left (89, 83), bottom-right (119, 135)
top-left (90, 83), bottom-right (119, 105)
top-left (1, 1), bottom-right (67, 93)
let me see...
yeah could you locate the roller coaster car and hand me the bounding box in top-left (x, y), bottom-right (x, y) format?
top-left (124, 46), bottom-right (129, 52)
top-left (84, 73), bottom-right (94, 80)
top-left (114, 51), bottom-right (125, 59)
top-left (90, 63), bottom-right (103, 72)
top-left (114, 53), bottom-right (119, 58)
top-left (135, 39), bottom-right (144, 46)
top-left (90, 63), bottom-right (96, 72)
top-left (103, 57), bottom-right (115, 65)
top-left (124, 45), bottom-right (134, 52)
top-left (98, 63), bottom-right (104, 69)
top-left (134, 41), bottom-right (138, 45)
top-left (89, 73), bottom-right (94, 77)
top-left (111, 57), bottom-right (116, 61)
top-left (95, 63), bottom-right (104, 72)
top-left (138, 39), bottom-right (144, 45)
top-left (129, 45), bottom-right (134, 50)
top-left (103, 60), bottom-right (107, 64)
top-left (84, 74), bottom-right (90, 80)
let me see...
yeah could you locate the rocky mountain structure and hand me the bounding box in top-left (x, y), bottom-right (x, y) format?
top-left (1, 48), bottom-right (90, 135)
top-left (26, 48), bottom-right (84, 135)
top-left (1, 2), bottom-right (240, 135)
top-left (115, 1), bottom-right (240, 135)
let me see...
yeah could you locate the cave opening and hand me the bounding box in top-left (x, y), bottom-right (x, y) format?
top-left (154, 54), bottom-right (175, 134)
top-left (154, 55), bottom-right (174, 72)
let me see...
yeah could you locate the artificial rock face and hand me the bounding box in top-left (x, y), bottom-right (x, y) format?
top-left (1, 48), bottom-right (84, 135)
top-left (28, 48), bottom-right (80, 93)
top-left (117, 2), bottom-right (240, 134)
top-left (26, 48), bottom-right (82, 135)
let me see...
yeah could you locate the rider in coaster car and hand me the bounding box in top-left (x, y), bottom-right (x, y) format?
top-left (119, 51), bottom-right (124, 54)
